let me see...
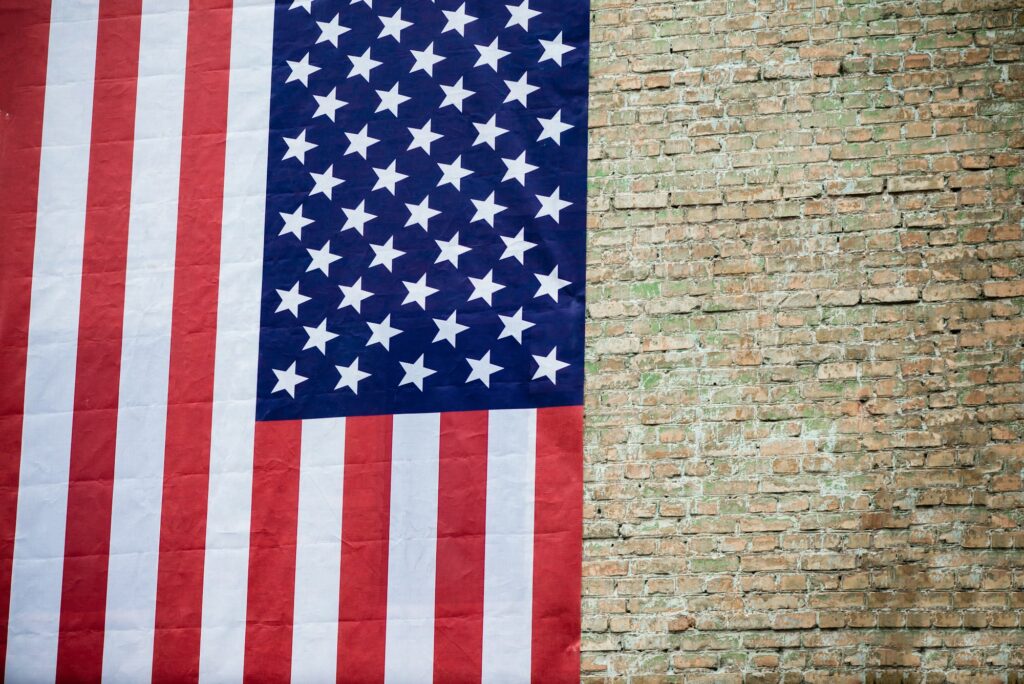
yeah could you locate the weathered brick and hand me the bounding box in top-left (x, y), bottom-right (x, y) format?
top-left (583, 1), bottom-right (1024, 681)
top-left (887, 175), bottom-right (946, 193)
top-left (983, 281), bottom-right (1024, 298)
top-left (861, 287), bottom-right (920, 303)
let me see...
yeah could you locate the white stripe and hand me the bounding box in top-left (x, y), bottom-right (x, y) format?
top-left (100, 2), bottom-right (188, 680)
top-left (384, 413), bottom-right (441, 684)
top-left (481, 409), bottom-right (537, 684)
top-left (198, 0), bottom-right (275, 680)
top-left (291, 418), bottom-right (346, 684)
top-left (4, 2), bottom-right (100, 680)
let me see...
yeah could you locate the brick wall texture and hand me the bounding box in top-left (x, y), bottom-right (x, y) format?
top-left (582, 0), bottom-right (1024, 681)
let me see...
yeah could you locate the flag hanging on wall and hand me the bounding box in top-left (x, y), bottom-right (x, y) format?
top-left (0, 0), bottom-right (588, 682)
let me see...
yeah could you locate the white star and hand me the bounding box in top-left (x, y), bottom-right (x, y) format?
top-left (533, 347), bottom-right (569, 384)
top-left (276, 282), bottom-right (310, 317)
top-left (378, 8), bottom-right (412, 42)
top-left (287, 53), bottom-right (319, 86)
top-left (538, 109), bottom-right (573, 144)
top-left (316, 14), bottom-right (350, 46)
top-left (468, 270), bottom-right (505, 305)
top-left (282, 129), bottom-right (317, 164)
top-left (408, 120), bottom-right (442, 154)
top-left (303, 319), bottom-right (338, 354)
top-left (506, 0), bottom-right (540, 29)
top-left (404, 196), bottom-right (440, 231)
top-left (279, 206), bottom-right (313, 239)
top-left (440, 77), bottom-right (474, 112)
top-left (466, 351), bottom-right (502, 387)
top-left (473, 114), bottom-right (508, 149)
top-left (345, 124), bottom-right (379, 159)
top-left (335, 358), bottom-right (371, 393)
top-left (366, 314), bottom-right (401, 350)
top-left (342, 200), bottom-right (376, 234)
top-left (435, 232), bottom-right (471, 267)
top-left (432, 311), bottom-right (468, 347)
top-left (338, 277), bottom-right (373, 313)
top-left (437, 155), bottom-right (472, 190)
top-left (350, 0), bottom-right (371, 6)
top-left (306, 241), bottom-right (341, 275)
top-left (500, 228), bottom-right (536, 264)
top-left (399, 354), bottom-right (435, 391)
top-left (372, 160), bottom-right (407, 194)
top-left (410, 42), bottom-right (445, 76)
top-left (290, 0), bottom-right (313, 12)
top-left (539, 31), bottom-right (574, 65)
top-left (272, 362), bottom-right (306, 398)
top-left (310, 164), bottom-right (343, 199)
top-left (348, 47), bottom-right (381, 81)
top-left (504, 72), bottom-right (538, 107)
top-left (536, 187), bottom-right (572, 222)
top-left (313, 87), bottom-right (347, 121)
top-left (442, 3), bottom-right (477, 36)
top-left (375, 82), bottom-right (409, 116)
top-left (369, 236), bottom-right (404, 271)
top-left (475, 38), bottom-right (509, 72)
top-left (501, 152), bottom-right (537, 186)
top-left (498, 307), bottom-right (535, 343)
top-left (402, 274), bottom-right (438, 309)
top-left (534, 265), bottom-right (570, 302)
top-left (470, 192), bottom-right (506, 227)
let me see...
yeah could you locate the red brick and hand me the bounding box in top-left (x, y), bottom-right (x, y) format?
top-left (583, 1), bottom-right (1024, 680)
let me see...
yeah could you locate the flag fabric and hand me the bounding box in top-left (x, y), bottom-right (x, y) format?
top-left (0, 0), bottom-right (587, 682)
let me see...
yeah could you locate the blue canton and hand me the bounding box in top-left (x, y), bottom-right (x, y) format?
top-left (256, 0), bottom-right (589, 420)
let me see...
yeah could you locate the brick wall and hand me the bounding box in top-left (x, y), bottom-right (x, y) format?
top-left (583, 0), bottom-right (1024, 680)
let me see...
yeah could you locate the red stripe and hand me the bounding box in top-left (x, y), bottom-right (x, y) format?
top-left (243, 420), bottom-right (302, 682)
top-left (54, 2), bottom-right (142, 678)
top-left (0, 1), bottom-right (52, 670)
top-left (337, 415), bottom-right (393, 683)
top-left (531, 406), bottom-right (584, 683)
top-left (151, 1), bottom-right (233, 680)
top-left (433, 410), bottom-right (488, 682)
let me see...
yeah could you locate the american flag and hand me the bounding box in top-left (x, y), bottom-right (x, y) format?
top-left (0, 0), bottom-right (587, 682)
